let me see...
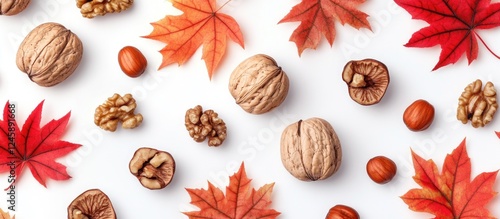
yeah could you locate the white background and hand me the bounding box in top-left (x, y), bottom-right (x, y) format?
top-left (1, 0), bottom-right (500, 218)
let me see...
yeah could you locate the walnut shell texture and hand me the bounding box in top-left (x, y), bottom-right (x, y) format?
top-left (67, 189), bottom-right (116, 219)
top-left (16, 22), bottom-right (83, 87)
top-left (0, 0), bottom-right (31, 16)
top-left (229, 54), bottom-right (289, 114)
top-left (280, 117), bottom-right (342, 181)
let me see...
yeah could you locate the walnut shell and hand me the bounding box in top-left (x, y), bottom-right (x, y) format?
top-left (16, 22), bottom-right (83, 87)
top-left (0, 0), bottom-right (31, 16)
top-left (229, 54), bottom-right (289, 114)
top-left (280, 117), bottom-right (342, 181)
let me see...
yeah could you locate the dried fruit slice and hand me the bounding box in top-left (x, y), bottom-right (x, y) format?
top-left (67, 189), bottom-right (116, 219)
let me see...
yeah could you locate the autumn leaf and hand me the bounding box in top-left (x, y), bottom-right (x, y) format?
top-left (143, 0), bottom-right (244, 80)
top-left (395, 0), bottom-right (500, 70)
top-left (0, 101), bottom-right (81, 187)
top-left (0, 208), bottom-right (13, 219)
top-left (279, 0), bottom-right (371, 55)
top-left (183, 162), bottom-right (280, 219)
top-left (401, 138), bottom-right (498, 218)
top-left (496, 131), bottom-right (500, 139)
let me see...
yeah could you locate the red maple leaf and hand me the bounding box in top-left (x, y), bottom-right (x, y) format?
top-left (183, 162), bottom-right (280, 219)
top-left (395, 0), bottom-right (500, 70)
top-left (279, 0), bottom-right (371, 55)
top-left (401, 138), bottom-right (498, 218)
top-left (0, 101), bottom-right (81, 187)
top-left (143, 0), bottom-right (244, 80)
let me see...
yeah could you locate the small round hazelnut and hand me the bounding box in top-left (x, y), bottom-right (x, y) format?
top-left (403, 99), bottom-right (435, 131)
top-left (326, 204), bottom-right (359, 219)
top-left (366, 156), bottom-right (397, 184)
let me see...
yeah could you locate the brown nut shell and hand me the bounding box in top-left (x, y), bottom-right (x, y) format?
top-left (403, 99), bottom-right (435, 131)
top-left (280, 118), bottom-right (342, 181)
top-left (366, 156), bottom-right (397, 184)
top-left (342, 59), bottom-right (390, 105)
top-left (129, 147), bottom-right (176, 190)
top-left (0, 0), bottom-right (31, 16)
top-left (118, 46), bottom-right (147, 78)
top-left (16, 22), bottom-right (83, 87)
top-left (326, 205), bottom-right (360, 219)
top-left (67, 189), bottom-right (116, 219)
top-left (229, 54), bottom-right (289, 114)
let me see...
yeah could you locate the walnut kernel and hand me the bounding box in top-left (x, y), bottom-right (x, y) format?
top-left (457, 79), bottom-right (498, 128)
top-left (185, 105), bottom-right (227, 147)
top-left (76, 0), bottom-right (133, 18)
top-left (94, 93), bottom-right (143, 131)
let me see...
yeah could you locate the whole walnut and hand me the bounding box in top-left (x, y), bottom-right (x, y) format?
top-left (0, 0), bottom-right (31, 16)
top-left (16, 22), bottom-right (83, 87)
top-left (229, 54), bottom-right (289, 114)
top-left (280, 117), bottom-right (342, 181)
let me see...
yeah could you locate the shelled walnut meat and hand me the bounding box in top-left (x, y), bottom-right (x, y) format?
top-left (342, 59), bottom-right (390, 105)
top-left (16, 22), bottom-right (83, 87)
top-left (129, 147), bottom-right (176, 190)
top-left (94, 93), bottom-right (143, 131)
top-left (77, 0), bottom-right (134, 18)
top-left (0, 0), bottom-right (31, 15)
top-left (457, 79), bottom-right (498, 128)
top-left (229, 54), bottom-right (289, 114)
top-left (280, 117), bottom-right (342, 181)
top-left (67, 189), bottom-right (116, 219)
top-left (185, 105), bottom-right (227, 146)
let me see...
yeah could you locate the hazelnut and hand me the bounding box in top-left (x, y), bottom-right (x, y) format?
top-left (403, 99), bottom-right (435, 131)
top-left (366, 156), bottom-right (397, 184)
top-left (280, 118), bottom-right (342, 181)
top-left (67, 189), bottom-right (116, 219)
top-left (129, 147), bottom-right (176, 190)
top-left (118, 46), bottom-right (147, 78)
top-left (326, 205), bottom-right (359, 219)
top-left (342, 59), bottom-right (390, 105)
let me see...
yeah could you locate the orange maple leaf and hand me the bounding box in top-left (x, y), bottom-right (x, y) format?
top-left (183, 162), bottom-right (280, 219)
top-left (279, 0), bottom-right (371, 55)
top-left (0, 208), bottom-right (14, 219)
top-left (401, 138), bottom-right (498, 218)
top-left (143, 0), bottom-right (244, 80)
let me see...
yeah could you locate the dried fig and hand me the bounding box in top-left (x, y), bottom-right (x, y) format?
top-left (229, 54), bottom-right (289, 114)
top-left (280, 117), bottom-right (342, 181)
top-left (67, 189), bottom-right (116, 219)
top-left (16, 22), bottom-right (83, 87)
top-left (0, 0), bottom-right (31, 16)
top-left (342, 59), bottom-right (390, 105)
top-left (129, 147), bottom-right (176, 190)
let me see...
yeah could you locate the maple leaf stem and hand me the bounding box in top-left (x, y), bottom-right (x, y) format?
top-left (215, 0), bottom-right (233, 12)
top-left (475, 32), bottom-right (500, 59)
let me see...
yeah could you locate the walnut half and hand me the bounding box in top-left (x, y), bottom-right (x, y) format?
top-left (185, 105), bottom-right (227, 147)
top-left (129, 147), bottom-right (176, 190)
top-left (457, 79), bottom-right (498, 128)
top-left (77, 0), bottom-right (133, 18)
top-left (94, 93), bottom-right (143, 131)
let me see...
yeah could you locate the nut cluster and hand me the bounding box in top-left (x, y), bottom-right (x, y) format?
top-left (457, 79), bottom-right (498, 128)
top-left (185, 105), bottom-right (227, 147)
top-left (94, 93), bottom-right (143, 131)
top-left (76, 0), bottom-right (133, 18)
top-left (129, 147), bottom-right (176, 190)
